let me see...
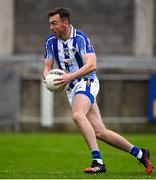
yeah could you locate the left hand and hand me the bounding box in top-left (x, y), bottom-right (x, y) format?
top-left (54, 73), bottom-right (73, 86)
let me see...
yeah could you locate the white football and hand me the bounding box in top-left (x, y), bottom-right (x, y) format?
top-left (45, 69), bottom-right (66, 92)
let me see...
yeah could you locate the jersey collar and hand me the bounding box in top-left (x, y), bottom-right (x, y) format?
top-left (70, 25), bottom-right (76, 38)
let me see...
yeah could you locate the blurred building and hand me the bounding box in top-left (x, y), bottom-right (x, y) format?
top-left (0, 0), bottom-right (156, 132)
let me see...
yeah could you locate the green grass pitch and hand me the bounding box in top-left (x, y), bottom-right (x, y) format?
top-left (0, 133), bottom-right (155, 179)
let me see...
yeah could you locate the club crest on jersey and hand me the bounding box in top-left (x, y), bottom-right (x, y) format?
top-left (64, 59), bottom-right (71, 64)
top-left (64, 48), bottom-right (69, 56)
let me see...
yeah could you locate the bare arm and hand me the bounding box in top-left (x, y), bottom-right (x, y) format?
top-left (55, 53), bottom-right (97, 85)
top-left (70, 53), bottom-right (96, 80)
top-left (43, 58), bottom-right (54, 79)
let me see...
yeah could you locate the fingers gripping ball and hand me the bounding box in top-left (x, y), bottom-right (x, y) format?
top-left (45, 69), bottom-right (66, 92)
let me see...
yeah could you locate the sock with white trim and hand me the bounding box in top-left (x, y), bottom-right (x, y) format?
top-left (91, 149), bottom-right (103, 165)
top-left (129, 145), bottom-right (143, 159)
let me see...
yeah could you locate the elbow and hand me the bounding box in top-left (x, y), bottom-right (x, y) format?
top-left (93, 63), bottom-right (97, 71)
top-left (90, 63), bottom-right (96, 72)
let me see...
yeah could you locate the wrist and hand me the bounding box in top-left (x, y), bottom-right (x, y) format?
top-left (69, 73), bottom-right (76, 81)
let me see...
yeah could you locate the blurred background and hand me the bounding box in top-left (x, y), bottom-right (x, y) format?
top-left (0, 0), bottom-right (156, 133)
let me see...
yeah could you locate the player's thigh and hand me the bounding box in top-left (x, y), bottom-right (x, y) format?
top-left (72, 93), bottom-right (91, 116)
top-left (87, 101), bottom-right (106, 132)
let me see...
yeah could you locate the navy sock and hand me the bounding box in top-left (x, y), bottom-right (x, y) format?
top-left (129, 146), bottom-right (143, 159)
top-left (91, 150), bottom-right (102, 159)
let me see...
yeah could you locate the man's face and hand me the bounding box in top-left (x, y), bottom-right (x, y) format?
top-left (49, 14), bottom-right (67, 38)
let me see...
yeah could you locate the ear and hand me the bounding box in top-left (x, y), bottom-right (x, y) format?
top-left (63, 19), bottom-right (70, 26)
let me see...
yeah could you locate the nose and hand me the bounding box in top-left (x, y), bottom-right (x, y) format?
top-left (50, 24), bottom-right (53, 31)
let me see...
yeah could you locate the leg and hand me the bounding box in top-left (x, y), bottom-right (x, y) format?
top-left (87, 101), bottom-right (153, 174)
top-left (71, 93), bottom-right (98, 150)
top-left (71, 93), bottom-right (106, 173)
top-left (87, 101), bottom-right (132, 152)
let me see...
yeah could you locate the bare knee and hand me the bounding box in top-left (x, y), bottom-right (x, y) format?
top-left (72, 111), bottom-right (84, 124)
top-left (96, 131), bottom-right (103, 140)
top-left (96, 128), bottom-right (108, 140)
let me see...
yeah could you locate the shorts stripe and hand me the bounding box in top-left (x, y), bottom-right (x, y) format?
top-left (75, 91), bottom-right (94, 104)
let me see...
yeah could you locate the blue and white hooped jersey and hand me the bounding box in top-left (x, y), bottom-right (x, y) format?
top-left (44, 25), bottom-right (97, 79)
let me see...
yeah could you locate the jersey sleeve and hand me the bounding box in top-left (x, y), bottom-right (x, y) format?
top-left (44, 37), bottom-right (54, 60)
top-left (77, 32), bottom-right (95, 55)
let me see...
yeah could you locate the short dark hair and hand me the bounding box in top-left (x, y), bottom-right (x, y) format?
top-left (48, 7), bottom-right (71, 23)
